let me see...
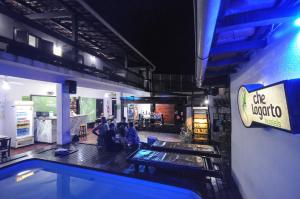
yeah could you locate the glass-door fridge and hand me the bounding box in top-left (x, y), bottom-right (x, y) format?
top-left (5, 101), bottom-right (34, 148)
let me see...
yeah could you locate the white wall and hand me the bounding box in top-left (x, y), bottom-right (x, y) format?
top-left (0, 77), bottom-right (57, 133)
top-left (231, 26), bottom-right (300, 199)
top-left (136, 104), bottom-right (151, 114)
top-left (0, 76), bottom-right (148, 133)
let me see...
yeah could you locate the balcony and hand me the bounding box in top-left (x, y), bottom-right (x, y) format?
top-left (152, 74), bottom-right (202, 93)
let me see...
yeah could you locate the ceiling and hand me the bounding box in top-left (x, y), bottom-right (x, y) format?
top-left (201, 0), bottom-right (300, 87)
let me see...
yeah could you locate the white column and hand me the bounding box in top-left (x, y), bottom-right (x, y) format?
top-left (103, 93), bottom-right (109, 118)
top-left (103, 92), bottom-right (112, 118)
top-left (56, 83), bottom-right (71, 145)
top-left (116, 92), bottom-right (122, 122)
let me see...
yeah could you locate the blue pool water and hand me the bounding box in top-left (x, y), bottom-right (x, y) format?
top-left (0, 160), bottom-right (201, 199)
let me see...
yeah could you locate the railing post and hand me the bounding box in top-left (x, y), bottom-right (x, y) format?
top-left (180, 75), bottom-right (183, 91)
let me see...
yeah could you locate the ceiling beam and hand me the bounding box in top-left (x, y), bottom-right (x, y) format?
top-left (206, 69), bottom-right (236, 78)
top-left (203, 75), bottom-right (229, 87)
top-left (76, 0), bottom-right (156, 71)
top-left (210, 39), bottom-right (267, 55)
top-left (216, 5), bottom-right (300, 33)
top-left (26, 12), bottom-right (71, 20)
top-left (208, 56), bottom-right (249, 67)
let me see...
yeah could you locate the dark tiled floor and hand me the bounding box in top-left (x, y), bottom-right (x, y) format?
top-left (1, 143), bottom-right (242, 199)
top-left (79, 130), bottom-right (181, 145)
top-left (11, 143), bottom-right (53, 155)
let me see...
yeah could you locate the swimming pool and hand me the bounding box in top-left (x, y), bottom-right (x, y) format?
top-left (0, 159), bottom-right (201, 199)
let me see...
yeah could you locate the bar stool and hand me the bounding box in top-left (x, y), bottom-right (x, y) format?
top-left (79, 124), bottom-right (87, 137)
top-left (0, 137), bottom-right (11, 160)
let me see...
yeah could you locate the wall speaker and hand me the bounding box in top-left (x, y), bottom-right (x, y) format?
top-left (65, 80), bottom-right (77, 94)
top-left (209, 87), bottom-right (219, 96)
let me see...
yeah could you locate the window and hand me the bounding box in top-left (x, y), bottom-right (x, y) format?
top-left (14, 29), bottom-right (27, 43)
top-left (28, 34), bottom-right (38, 47)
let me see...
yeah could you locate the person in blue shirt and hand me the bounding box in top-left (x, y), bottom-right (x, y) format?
top-left (126, 122), bottom-right (140, 152)
top-left (92, 117), bottom-right (109, 148)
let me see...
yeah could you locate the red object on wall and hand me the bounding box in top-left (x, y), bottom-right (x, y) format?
top-left (155, 104), bottom-right (175, 124)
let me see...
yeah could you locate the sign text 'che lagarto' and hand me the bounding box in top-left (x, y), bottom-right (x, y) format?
top-left (238, 79), bottom-right (300, 133)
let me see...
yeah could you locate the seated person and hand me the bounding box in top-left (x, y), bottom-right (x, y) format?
top-left (126, 122), bottom-right (140, 152)
top-left (117, 117), bottom-right (128, 148)
top-left (117, 117), bottom-right (128, 133)
top-left (104, 123), bottom-right (123, 152)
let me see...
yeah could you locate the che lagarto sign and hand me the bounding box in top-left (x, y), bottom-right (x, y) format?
top-left (238, 83), bottom-right (291, 131)
top-left (237, 80), bottom-right (299, 132)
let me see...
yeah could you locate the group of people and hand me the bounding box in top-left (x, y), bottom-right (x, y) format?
top-left (137, 112), bottom-right (164, 128)
top-left (92, 117), bottom-right (140, 152)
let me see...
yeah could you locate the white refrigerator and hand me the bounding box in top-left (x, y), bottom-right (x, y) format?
top-left (5, 101), bottom-right (34, 148)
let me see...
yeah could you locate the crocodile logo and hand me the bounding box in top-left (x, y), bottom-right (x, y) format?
top-left (238, 86), bottom-right (251, 127)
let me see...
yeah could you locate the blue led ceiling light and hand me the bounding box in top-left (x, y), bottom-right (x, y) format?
top-left (294, 17), bottom-right (300, 27)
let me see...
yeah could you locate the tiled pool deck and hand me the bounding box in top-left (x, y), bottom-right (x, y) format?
top-left (0, 143), bottom-right (242, 199)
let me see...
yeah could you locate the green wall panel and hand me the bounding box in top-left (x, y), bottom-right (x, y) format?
top-left (31, 95), bottom-right (56, 113)
top-left (79, 97), bottom-right (96, 123)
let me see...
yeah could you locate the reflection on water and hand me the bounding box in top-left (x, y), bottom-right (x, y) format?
top-left (16, 170), bottom-right (34, 182)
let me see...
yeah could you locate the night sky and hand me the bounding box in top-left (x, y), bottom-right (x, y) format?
top-left (85, 0), bottom-right (195, 74)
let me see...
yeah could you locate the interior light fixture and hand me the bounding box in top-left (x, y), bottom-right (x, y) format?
top-left (204, 99), bottom-right (209, 105)
top-left (2, 80), bottom-right (10, 90)
top-left (104, 93), bottom-right (109, 98)
top-left (53, 44), bottom-right (62, 57)
top-left (294, 17), bottom-right (300, 27)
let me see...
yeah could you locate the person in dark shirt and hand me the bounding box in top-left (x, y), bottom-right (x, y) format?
top-left (117, 117), bottom-right (128, 136)
top-left (117, 117), bottom-right (128, 149)
top-left (104, 123), bottom-right (123, 152)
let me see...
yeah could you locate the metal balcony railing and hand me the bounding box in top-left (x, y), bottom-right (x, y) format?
top-left (0, 35), bottom-right (146, 90)
top-left (152, 74), bottom-right (201, 92)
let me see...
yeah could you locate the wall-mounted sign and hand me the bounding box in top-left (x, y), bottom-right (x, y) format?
top-left (238, 79), bottom-right (300, 133)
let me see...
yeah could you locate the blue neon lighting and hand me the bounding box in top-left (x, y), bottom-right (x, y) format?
top-left (294, 18), bottom-right (300, 27)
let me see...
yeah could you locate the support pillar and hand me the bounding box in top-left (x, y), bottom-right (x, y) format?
top-left (56, 82), bottom-right (71, 145)
top-left (116, 92), bottom-right (123, 122)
